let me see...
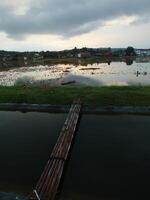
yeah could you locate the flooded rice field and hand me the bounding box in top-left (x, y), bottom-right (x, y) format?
top-left (0, 58), bottom-right (150, 86)
top-left (1, 111), bottom-right (150, 199)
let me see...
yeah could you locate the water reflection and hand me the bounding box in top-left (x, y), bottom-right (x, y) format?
top-left (0, 58), bottom-right (150, 86)
top-left (126, 58), bottom-right (134, 65)
top-left (0, 57), bottom-right (145, 69)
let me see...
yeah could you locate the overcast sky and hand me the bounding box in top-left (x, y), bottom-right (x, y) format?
top-left (0, 0), bottom-right (150, 51)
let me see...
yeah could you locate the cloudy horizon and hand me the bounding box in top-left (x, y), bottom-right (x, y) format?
top-left (0, 0), bottom-right (150, 51)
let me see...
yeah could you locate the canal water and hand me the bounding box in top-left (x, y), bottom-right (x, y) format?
top-left (60, 115), bottom-right (150, 200)
top-left (0, 58), bottom-right (150, 86)
top-left (0, 111), bottom-right (67, 195)
top-left (1, 112), bottom-right (150, 199)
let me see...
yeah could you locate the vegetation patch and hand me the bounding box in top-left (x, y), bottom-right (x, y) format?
top-left (0, 86), bottom-right (150, 107)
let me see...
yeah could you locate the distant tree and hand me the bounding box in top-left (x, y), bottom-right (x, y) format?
top-left (126, 46), bottom-right (136, 56)
top-left (81, 47), bottom-right (88, 52)
top-left (72, 47), bottom-right (78, 53)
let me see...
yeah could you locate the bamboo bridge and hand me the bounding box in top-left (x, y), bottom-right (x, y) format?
top-left (33, 99), bottom-right (82, 200)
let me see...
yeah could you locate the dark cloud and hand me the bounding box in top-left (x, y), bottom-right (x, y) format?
top-left (0, 0), bottom-right (150, 39)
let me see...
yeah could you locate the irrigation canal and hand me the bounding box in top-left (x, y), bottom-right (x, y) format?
top-left (1, 104), bottom-right (150, 199)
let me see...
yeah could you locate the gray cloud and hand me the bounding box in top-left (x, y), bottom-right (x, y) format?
top-left (0, 0), bottom-right (150, 39)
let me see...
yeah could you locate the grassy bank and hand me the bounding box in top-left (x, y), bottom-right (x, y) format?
top-left (0, 86), bottom-right (150, 107)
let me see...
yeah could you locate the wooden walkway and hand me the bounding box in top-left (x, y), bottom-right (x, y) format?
top-left (33, 99), bottom-right (82, 200)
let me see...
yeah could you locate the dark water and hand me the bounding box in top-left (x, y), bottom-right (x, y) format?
top-left (1, 112), bottom-right (150, 199)
top-left (61, 115), bottom-right (150, 200)
top-left (0, 111), bottom-right (66, 195)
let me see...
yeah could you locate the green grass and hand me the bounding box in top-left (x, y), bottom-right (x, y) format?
top-left (0, 86), bottom-right (150, 107)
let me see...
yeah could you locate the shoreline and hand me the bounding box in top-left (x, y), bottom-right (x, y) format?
top-left (0, 56), bottom-right (138, 69)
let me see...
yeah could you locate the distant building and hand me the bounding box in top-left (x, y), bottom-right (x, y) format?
top-left (24, 57), bottom-right (28, 61)
top-left (33, 53), bottom-right (43, 62)
top-left (77, 52), bottom-right (91, 58)
top-left (135, 49), bottom-right (150, 56)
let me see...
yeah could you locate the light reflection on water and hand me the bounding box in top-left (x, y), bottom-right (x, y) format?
top-left (0, 60), bottom-right (150, 86)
